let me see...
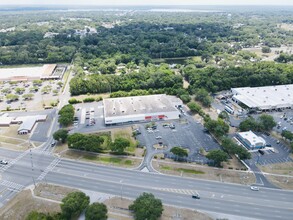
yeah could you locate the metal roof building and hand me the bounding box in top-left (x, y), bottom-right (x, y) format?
top-left (17, 115), bottom-right (47, 134)
top-left (232, 84), bottom-right (293, 110)
top-left (103, 94), bottom-right (182, 125)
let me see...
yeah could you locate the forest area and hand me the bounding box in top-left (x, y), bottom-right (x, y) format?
top-left (0, 8), bottom-right (292, 97)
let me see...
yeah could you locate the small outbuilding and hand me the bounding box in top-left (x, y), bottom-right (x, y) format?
top-left (236, 131), bottom-right (266, 150)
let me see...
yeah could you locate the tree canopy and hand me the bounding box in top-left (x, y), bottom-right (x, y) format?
top-left (110, 137), bottom-right (130, 154)
top-left (61, 191), bottom-right (90, 220)
top-left (206, 150), bottom-right (228, 167)
top-left (53, 129), bottom-right (69, 143)
top-left (85, 202), bottom-right (108, 220)
top-left (129, 192), bottom-right (163, 220)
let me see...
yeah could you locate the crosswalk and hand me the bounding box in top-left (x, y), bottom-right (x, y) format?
top-left (0, 151), bottom-right (29, 173)
top-left (0, 180), bottom-right (24, 192)
top-left (37, 158), bottom-right (61, 181)
top-left (153, 187), bottom-right (198, 195)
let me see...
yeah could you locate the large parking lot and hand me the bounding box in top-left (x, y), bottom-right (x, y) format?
top-left (0, 80), bottom-right (62, 111)
top-left (136, 115), bottom-right (221, 163)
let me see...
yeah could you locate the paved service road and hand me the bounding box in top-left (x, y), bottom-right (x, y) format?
top-left (1, 147), bottom-right (293, 220)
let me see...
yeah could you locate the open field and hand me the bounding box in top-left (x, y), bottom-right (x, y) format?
top-left (111, 127), bottom-right (138, 153)
top-left (242, 46), bottom-right (293, 61)
top-left (0, 189), bottom-right (60, 220)
top-left (0, 125), bottom-right (34, 150)
top-left (153, 159), bottom-right (255, 185)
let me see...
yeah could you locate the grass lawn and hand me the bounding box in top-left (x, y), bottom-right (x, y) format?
top-left (161, 165), bottom-right (204, 174)
top-left (82, 154), bottom-right (136, 166)
top-left (111, 127), bottom-right (138, 153)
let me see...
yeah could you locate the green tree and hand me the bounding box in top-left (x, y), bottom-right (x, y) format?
top-left (110, 137), bottom-right (130, 154)
top-left (58, 104), bottom-right (75, 127)
top-left (15, 87), bottom-right (25, 94)
top-left (25, 211), bottom-right (50, 220)
top-left (170, 147), bottom-right (188, 158)
top-left (218, 111), bottom-right (229, 121)
top-left (61, 191), bottom-right (90, 220)
top-left (239, 117), bottom-right (260, 132)
top-left (53, 129), bottom-right (69, 143)
top-left (206, 150), bottom-right (228, 167)
top-left (6, 94), bottom-right (19, 101)
top-left (187, 102), bottom-right (202, 114)
top-left (179, 94), bottom-right (191, 103)
top-left (85, 202), bottom-right (108, 220)
top-left (195, 88), bottom-right (212, 107)
top-left (262, 46), bottom-right (271, 53)
top-left (258, 114), bottom-right (276, 131)
top-left (22, 93), bottom-right (34, 100)
top-left (221, 137), bottom-right (251, 160)
top-left (129, 193), bottom-right (163, 220)
top-left (204, 118), bottom-right (229, 138)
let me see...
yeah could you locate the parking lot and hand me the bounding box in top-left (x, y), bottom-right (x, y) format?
top-left (0, 80), bottom-right (62, 111)
top-left (136, 115), bottom-right (221, 163)
top-left (245, 133), bottom-right (292, 166)
top-left (70, 101), bottom-right (106, 133)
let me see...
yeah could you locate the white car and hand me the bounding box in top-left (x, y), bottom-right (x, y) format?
top-left (0, 160), bottom-right (8, 165)
top-left (250, 186), bottom-right (259, 191)
top-left (155, 136), bottom-right (162, 139)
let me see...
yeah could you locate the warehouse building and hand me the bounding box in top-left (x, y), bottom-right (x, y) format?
top-left (236, 131), bottom-right (266, 150)
top-left (0, 64), bottom-right (66, 82)
top-left (103, 94), bottom-right (182, 125)
top-left (231, 84), bottom-right (293, 111)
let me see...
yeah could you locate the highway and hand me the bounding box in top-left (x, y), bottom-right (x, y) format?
top-left (1, 147), bottom-right (293, 220)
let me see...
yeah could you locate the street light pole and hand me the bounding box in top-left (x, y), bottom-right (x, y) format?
top-left (120, 179), bottom-right (123, 199)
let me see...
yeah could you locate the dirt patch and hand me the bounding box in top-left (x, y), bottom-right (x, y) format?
top-left (61, 150), bottom-right (142, 168)
top-left (263, 174), bottom-right (293, 190)
top-left (53, 142), bottom-right (68, 154)
top-left (259, 162), bottom-right (293, 189)
top-left (104, 197), bottom-right (212, 220)
top-left (222, 155), bottom-right (247, 170)
top-left (0, 189), bottom-right (60, 220)
top-left (153, 160), bottom-right (255, 185)
top-left (71, 93), bottom-right (110, 101)
top-left (34, 183), bottom-right (78, 201)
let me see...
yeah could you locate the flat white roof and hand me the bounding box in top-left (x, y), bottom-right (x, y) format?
top-left (232, 84), bottom-right (293, 109)
top-left (0, 64), bottom-right (56, 81)
top-left (238, 131), bottom-right (266, 147)
top-left (103, 94), bottom-right (181, 118)
top-left (0, 116), bottom-right (14, 125)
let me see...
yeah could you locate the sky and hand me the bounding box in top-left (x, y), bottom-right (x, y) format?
top-left (0, 0), bottom-right (292, 5)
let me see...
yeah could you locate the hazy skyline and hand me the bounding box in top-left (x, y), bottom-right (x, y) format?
top-left (0, 0), bottom-right (292, 5)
